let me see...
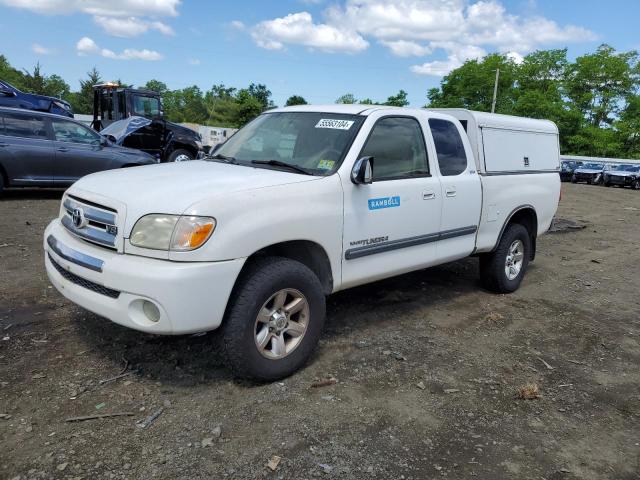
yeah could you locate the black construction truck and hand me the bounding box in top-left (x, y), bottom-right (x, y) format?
top-left (91, 83), bottom-right (202, 162)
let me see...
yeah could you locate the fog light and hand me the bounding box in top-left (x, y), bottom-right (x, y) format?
top-left (142, 300), bottom-right (161, 323)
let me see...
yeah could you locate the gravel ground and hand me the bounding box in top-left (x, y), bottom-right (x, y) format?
top-left (1, 182), bottom-right (639, 480)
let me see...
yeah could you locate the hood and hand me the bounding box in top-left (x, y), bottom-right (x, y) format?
top-left (68, 160), bottom-right (319, 232)
top-left (575, 168), bottom-right (602, 174)
top-left (608, 170), bottom-right (639, 177)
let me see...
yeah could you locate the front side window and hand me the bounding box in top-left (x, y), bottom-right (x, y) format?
top-left (360, 116), bottom-right (429, 181)
top-left (3, 113), bottom-right (48, 139)
top-left (132, 95), bottom-right (161, 117)
top-left (214, 112), bottom-right (365, 176)
top-left (53, 120), bottom-right (101, 145)
top-left (429, 118), bottom-right (468, 176)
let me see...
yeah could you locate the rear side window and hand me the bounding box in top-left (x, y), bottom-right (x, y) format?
top-left (360, 117), bottom-right (429, 181)
top-left (3, 113), bottom-right (48, 140)
top-left (429, 119), bottom-right (468, 176)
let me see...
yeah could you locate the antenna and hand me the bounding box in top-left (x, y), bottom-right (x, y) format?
top-left (491, 68), bottom-right (500, 113)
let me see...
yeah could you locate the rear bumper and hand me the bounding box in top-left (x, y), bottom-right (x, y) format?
top-left (44, 220), bottom-right (245, 334)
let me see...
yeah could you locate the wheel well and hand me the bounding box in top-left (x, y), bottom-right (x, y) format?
top-left (169, 143), bottom-right (197, 157)
top-left (501, 207), bottom-right (538, 261)
top-left (243, 241), bottom-right (333, 295)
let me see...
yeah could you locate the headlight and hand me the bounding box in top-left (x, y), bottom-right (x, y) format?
top-left (130, 215), bottom-right (215, 251)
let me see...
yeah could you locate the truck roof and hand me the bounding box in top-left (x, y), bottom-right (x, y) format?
top-left (271, 105), bottom-right (558, 135)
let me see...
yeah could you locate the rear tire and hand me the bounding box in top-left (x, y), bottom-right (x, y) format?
top-left (480, 223), bottom-right (531, 293)
top-left (221, 256), bottom-right (326, 381)
top-left (0, 175), bottom-right (4, 197)
top-left (167, 149), bottom-right (194, 162)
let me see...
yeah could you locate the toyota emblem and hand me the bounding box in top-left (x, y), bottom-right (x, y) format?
top-left (72, 208), bottom-right (86, 228)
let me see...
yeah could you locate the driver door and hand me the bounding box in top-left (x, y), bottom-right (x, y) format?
top-left (340, 113), bottom-right (443, 288)
top-left (51, 119), bottom-right (115, 185)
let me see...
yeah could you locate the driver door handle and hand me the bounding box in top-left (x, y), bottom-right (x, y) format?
top-left (422, 191), bottom-right (436, 200)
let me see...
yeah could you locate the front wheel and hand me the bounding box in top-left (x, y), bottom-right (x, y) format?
top-left (221, 257), bottom-right (326, 381)
top-left (167, 149), bottom-right (194, 162)
top-left (633, 179), bottom-right (640, 190)
top-left (480, 223), bottom-right (531, 293)
top-left (571, 175), bottom-right (577, 183)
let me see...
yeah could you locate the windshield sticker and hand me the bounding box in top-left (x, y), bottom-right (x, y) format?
top-left (317, 159), bottom-right (336, 170)
top-left (368, 196), bottom-right (400, 210)
top-left (315, 119), bottom-right (354, 130)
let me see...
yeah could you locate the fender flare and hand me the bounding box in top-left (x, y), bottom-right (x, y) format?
top-left (490, 204), bottom-right (538, 257)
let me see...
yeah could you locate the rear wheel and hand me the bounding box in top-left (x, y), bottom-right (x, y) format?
top-left (480, 223), bottom-right (531, 293)
top-left (221, 256), bottom-right (326, 381)
top-left (167, 149), bottom-right (194, 162)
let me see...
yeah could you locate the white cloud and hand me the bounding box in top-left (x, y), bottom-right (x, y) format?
top-left (251, 11), bottom-right (368, 53)
top-left (188, 58), bottom-right (201, 65)
top-left (249, 0), bottom-right (596, 76)
top-left (76, 36), bottom-right (163, 60)
top-left (76, 36), bottom-right (99, 56)
top-left (411, 44), bottom-right (486, 76)
top-left (229, 20), bottom-right (245, 31)
top-left (31, 43), bottom-right (52, 55)
top-left (2, 0), bottom-right (180, 37)
top-left (0, 0), bottom-right (180, 17)
top-left (93, 16), bottom-right (174, 37)
top-left (380, 40), bottom-right (431, 57)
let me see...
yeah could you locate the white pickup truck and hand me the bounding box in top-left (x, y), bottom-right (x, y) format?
top-left (44, 105), bottom-right (561, 380)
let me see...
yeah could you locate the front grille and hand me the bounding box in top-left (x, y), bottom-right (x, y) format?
top-left (48, 253), bottom-right (120, 299)
top-left (62, 195), bottom-right (119, 250)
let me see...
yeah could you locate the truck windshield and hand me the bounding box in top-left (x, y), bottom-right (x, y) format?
top-left (212, 112), bottom-right (365, 175)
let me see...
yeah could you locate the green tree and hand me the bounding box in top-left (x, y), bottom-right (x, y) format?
top-left (427, 53), bottom-right (518, 113)
top-left (565, 44), bottom-right (640, 128)
top-left (247, 83), bottom-right (274, 110)
top-left (285, 95), bottom-right (307, 106)
top-left (68, 67), bottom-right (102, 114)
top-left (384, 89), bottom-right (409, 107)
top-left (0, 55), bottom-right (25, 88)
top-left (336, 93), bottom-right (357, 104)
top-left (144, 80), bottom-right (168, 94)
top-left (235, 88), bottom-right (263, 126)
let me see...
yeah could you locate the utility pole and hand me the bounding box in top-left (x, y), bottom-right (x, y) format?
top-left (491, 68), bottom-right (500, 113)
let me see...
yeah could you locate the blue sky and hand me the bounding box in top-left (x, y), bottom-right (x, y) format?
top-left (0, 0), bottom-right (638, 107)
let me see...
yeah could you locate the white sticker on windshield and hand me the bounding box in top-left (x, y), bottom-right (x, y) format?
top-left (315, 119), bottom-right (354, 130)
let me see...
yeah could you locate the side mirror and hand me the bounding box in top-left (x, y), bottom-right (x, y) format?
top-left (351, 156), bottom-right (374, 185)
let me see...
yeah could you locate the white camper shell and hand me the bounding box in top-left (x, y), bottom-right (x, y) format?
top-left (428, 109), bottom-right (560, 174)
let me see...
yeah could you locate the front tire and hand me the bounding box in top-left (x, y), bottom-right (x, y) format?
top-left (480, 223), bottom-right (531, 293)
top-left (167, 149), bottom-right (194, 162)
top-left (633, 179), bottom-right (640, 190)
top-left (221, 257), bottom-right (326, 381)
top-left (571, 175), bottom-right (577, 183)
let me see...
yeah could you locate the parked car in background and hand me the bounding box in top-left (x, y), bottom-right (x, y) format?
top-left (603, 164), bottom-right (640, 189)
top-left (560, 160), bottom-right (583, 181)
top-left (0, 80), bottom-right (73, 118)
top-left (571, 162), bottom-right (605, 184)
top-left (0, 107), bottom-right (157, 194)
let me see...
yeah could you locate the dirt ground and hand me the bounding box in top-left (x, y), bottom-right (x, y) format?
top-left (1, 182), bottom-right (639, 480)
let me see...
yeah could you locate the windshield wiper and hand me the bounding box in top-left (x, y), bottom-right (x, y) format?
top-left (208, 153), bottom-right (240, 165)
top-left (251, 160), bottom-right (313, 175)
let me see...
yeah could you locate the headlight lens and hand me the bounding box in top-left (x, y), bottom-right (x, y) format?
top-left (130, 214), bottom-right (215, 251)
top-left (130, 215), bottom-right (179, 250)
top-left (171, 216), bottom-right (216, 251)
